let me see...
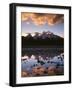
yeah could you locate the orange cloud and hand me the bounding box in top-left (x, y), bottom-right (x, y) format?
top-left (21, 13), bottom-right (29, 21)
top-left (31, 15), bottom-right (47, 25)
top-left (21, 12), bottom-right (34, 21)
top-left (21, 12), bottom-right (64, 26)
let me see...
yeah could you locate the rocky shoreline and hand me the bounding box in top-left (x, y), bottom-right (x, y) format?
top-left (21, 53), bottom-right (64, 77)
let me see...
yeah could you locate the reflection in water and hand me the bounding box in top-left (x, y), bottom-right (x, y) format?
top-left (21, 47), bottom-right (64, 77)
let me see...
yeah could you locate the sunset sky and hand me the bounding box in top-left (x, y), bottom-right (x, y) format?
top-left (21, 12), bottom-right (64, 37)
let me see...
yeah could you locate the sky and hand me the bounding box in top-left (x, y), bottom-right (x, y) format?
top-left (21, 13), bottom-right (64, 37)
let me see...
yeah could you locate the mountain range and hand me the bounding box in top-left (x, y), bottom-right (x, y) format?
top-left (22, 31), bottom-right (64, 47)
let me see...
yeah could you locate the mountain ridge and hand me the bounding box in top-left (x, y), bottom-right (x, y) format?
top-left (22, 31), bottom-right (64, 47)
top-left (22, 31), bottom-right (63, 39)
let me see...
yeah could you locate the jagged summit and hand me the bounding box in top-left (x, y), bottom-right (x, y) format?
top-left (22, 31), bottom-right (64, 46)
top-left (22, 31), bottom-right (61, 39)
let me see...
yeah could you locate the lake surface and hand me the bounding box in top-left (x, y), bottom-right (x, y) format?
top-left (21, 46), bottom-right (64, 77)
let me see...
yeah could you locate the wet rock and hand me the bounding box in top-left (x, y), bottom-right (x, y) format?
top-left (47, 66), bottom-right (56, 75)
top-left (21, 71), bottom-right (29, 77)
top-left (32, 66), bottom-right (46, 76)
top-left (55, 67), bottom-right (64, 75)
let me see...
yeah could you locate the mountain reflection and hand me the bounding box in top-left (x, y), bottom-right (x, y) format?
top-left (21, 47), bottom-right (64, 77)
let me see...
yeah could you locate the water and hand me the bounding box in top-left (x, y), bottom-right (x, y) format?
top-left (21, 46), bottom-right (64, 77)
